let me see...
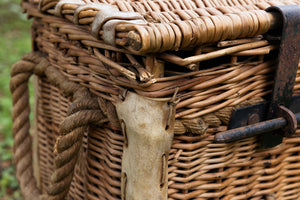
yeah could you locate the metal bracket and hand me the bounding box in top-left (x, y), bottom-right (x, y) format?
top-left (261, 5), bottom-right (300, 148)
top-left (214, 5), bottom-right (300, 147)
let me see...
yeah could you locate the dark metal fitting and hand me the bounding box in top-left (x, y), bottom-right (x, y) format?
top-left (277, 105), bottom-right (297, 136)
top-left (247, 113), bottom-right (260, 125)
top-left (261, 5), bottom-right (300, 148)
top-left (214, 112), bottom-right (300, 143)
top-left (215, 95), bottom-right (300, 143)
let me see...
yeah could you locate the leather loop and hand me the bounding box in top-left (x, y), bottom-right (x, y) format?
top-left (73, 3), bottom-right (118, 24)
top-left (103, 19), bottom-right (146, 46)
top-left (92, 10), bottom-right (145, 39)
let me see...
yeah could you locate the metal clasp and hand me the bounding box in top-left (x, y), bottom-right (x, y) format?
top-left (214, 104), bottom-right (299, 143)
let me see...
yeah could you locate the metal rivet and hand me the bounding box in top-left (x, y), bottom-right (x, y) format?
top-left (247, 113), bottom-right (260, 125)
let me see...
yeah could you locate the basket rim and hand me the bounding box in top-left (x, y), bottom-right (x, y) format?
top-left (26, 0), bottom-right (300, 54)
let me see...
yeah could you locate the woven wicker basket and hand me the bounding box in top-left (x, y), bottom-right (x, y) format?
top-left (10, 0), bottom-right (300, 199)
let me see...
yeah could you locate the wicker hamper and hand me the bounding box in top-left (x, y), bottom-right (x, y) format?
top-left (10, 0), bottom-right (300, 199)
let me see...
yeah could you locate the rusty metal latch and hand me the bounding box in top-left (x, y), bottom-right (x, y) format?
top-left (215, 5), bottom-right (300, 146)
top-left (214, 102), bottom-right (300, 143)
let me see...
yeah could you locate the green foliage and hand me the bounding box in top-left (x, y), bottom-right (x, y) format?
top-left (0, 167), bottom-right (22, 199)
top-left (0, 0), bottom-right (31, 199)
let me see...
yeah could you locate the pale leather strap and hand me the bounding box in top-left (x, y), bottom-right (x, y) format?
top-left (116, 92), bottom-right (176, 200)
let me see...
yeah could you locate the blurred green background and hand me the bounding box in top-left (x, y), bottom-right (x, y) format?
top-left (0, 0), bottom-right (31, 199)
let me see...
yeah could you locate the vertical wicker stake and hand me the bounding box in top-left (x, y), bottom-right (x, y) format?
top-left (116, 92), bottom-right (175, 200)
top-left (145, 56), bottom-right (165, 78)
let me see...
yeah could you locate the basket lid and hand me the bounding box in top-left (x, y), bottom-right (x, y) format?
top-left (31, 0), bottom-right (300, 54)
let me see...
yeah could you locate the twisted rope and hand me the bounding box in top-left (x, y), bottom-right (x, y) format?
top-left (10, 52), bottom-right (116, 200)
top-left (10, 52), bottom-right (42, 199)
top-left (46, 89), bottom-right (107, 200)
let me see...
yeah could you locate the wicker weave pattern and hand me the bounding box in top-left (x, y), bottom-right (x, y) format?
top-left (31, 0), bottom-right (300, 53)
top-left (36, 78), bottom-right (70, 192)
top-left (29, 7), bottom-right (300, 120)
top-left (35, 84), bottom-right (300, 199)
top-left (11, 0), bottom-right (300, 199)
top-left (29, 11), bottom-right (300, 199)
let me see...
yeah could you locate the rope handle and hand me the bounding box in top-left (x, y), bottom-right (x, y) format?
top-left (10, 52), bottom-right (111, 200)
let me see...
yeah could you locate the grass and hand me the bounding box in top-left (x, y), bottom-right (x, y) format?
top-left (0, 0), bottom-right (32, 199)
